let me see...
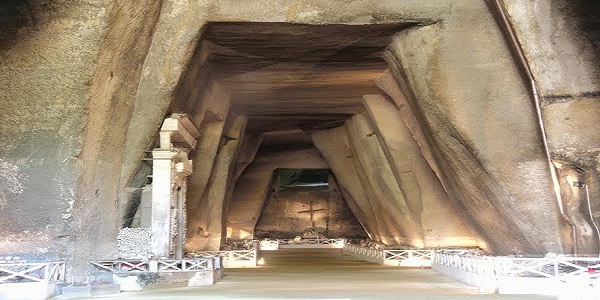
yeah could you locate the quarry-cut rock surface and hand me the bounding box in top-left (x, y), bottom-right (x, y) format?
top-left (0, 0), bottom-right (598, 278)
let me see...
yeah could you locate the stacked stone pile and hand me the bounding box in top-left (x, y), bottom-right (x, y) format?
top-left (0, 256), bottom-right (26, 264)
top-left (117, 228), bottom-right (151, 259)
top-left (220, 239), bottom-right (257, 251)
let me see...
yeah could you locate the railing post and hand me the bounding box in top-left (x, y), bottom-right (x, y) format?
top-left (149, 260), bottom-right (158, 272)
top-left (61, 262), bottom-right (66, 281)
top-left (181, 259), bottom-right (187, 271)
top-left (43, 263), bottom-right (50, 283)
top-left (207, 258), bottom-right (214, 270)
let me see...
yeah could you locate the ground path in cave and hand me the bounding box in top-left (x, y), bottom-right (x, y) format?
top-left (75, 249), bottom-right (554, 300)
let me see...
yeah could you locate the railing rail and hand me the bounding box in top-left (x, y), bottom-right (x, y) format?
top-left (433, 251), bottom-right (600, 279)
top-left (343, 244), bottom-right (433, 266)
top-left (90, 258), bottom-right (217, 274)
top-left (188, 249), bottom-right (257, 262)
top-left (0, 262), bottom-right (66, 283)
top-left (495, 256), bottom-right (600, 279)
top-left (433, 251), bottom-right (495, 276)
top-left (432, 250), bottom-right (600, 296)
top-left (277, 238), bottom-right (345, 246)
top-left (187, 249), bottom-right (257, 267)
top-left (274, 238), bottom-right (346, 249)
top-left (384, 250), bottom-right (434, 261)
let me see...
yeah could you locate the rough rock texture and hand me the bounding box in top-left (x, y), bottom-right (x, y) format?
top-left (503, 0), bottom-right (600, 252)
top-left (0, 0), bottom-right (108, 260)
top-left (375, 70), bottom-right (442, 178)
top-left (346, 113), bottom-right (424, 247)
top-left (363, 94), bottom-right (479, 247)
top-left (186, 111), bottom-right (229, 225)
top-left (1, 0), bottom-right (597, 278)
top-left (187, 114), bottom-right (247, 251)
top-left (255, 189), bottom-right (367, 239)
top-left (226, 147), bottom-right (329, 240)
top-left (385, 18), bottom-right (565, 253)
top-left (0, 1), bottom-right (163, 273)
top-left (71, 1), bottom-right (163, 274)
top-left (311, 127), bottom-right (382, 241)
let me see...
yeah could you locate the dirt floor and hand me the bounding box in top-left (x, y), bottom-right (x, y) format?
top-left (70, 249), bottom-right (556, 299)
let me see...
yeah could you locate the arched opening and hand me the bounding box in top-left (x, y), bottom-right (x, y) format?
top-left (123, 21), bottom-right (482, 255)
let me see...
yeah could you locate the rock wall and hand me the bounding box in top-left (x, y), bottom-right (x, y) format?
top-left (0, 0), bottom-right (108, 260)
top-left (226, 147), bottom-right (329, 240)
top-left (0, 1), bottom-right (597, 278)
top-left (255, 189), bottom-right (367, 239)
top-left (363, 94), bottom-right (479, 247)
top-left (503, 0), bottom-right (600, 253)
top-left (313, 109), bottom-right (480, 248)
top-left (311, 127), bottom-right (382, 241)
top-left (384, 16), bottom-right (565, 253)
top-left (186, 114), bottom-right (247, 251)
top-left (0, 1), bottom-right (163, 273)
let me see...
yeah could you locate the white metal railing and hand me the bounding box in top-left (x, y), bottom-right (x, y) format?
top-left (495, 256), bottom-right (600, 279)
top-left (343, 244), bottom-right (383, 260)
top-left (384, 250), bottom-right (434, 267)
top-left (189, 249), bottom-right (256, 262)
top-left (89, 258), bottom-right (216, 274)
top-left (0, 262), bottom-right (66, 283)
top-left (187, 249), bottom-right (257, 267)
top-left (432, 251), bottom-right (600, 296)
top-left (277, 238), bottom-right (345, 248)
top-left (433, 251), bottom-right (600, 280)
top-left (433, 250), bottom-right (495, 277)
top-left (343, 244), bottom-right (433, 266)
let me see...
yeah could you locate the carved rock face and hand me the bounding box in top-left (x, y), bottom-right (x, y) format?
top-left (1, 1), bottom-right (598, 274)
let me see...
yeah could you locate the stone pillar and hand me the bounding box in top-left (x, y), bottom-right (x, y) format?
top-left (151, 150), bottom-right (177, 258)
top-left (150, 114), bottom-right (200, 258)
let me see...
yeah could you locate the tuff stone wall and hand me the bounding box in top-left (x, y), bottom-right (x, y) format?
top-left (254, 190), bottom-right (367, 239)
top-left (503, 0), bottom-right (600, 252)
top-left (0, 1), bottom-right (597, 277)
top-left (0, 0), bottom-right (163, 273)
top-left (226, 147), bottom-right (329, 241)
top-left (0, 0), bottom-right (108, 260)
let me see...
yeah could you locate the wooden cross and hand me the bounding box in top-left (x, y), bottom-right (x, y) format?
top-left (297, 200), bottom-right (326, 228)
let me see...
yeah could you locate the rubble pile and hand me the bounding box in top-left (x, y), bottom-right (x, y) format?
top-left (118, 227), bottom-right (151, 259)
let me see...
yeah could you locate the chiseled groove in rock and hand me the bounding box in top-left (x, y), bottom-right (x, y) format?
top-left (186, 110), bottom-right (229, 209)
top-left (346, 113), bottom-right (425, 247)
top-left (187, 114), bottom-right (247, 251)
top-left (385, 21), bottom-right (565, 254)
top-left (311, 127), bottom-right (381, 241)
top-left (71, 0), bottom-right (164, 276)
top-left (363, 94), bottom-right (479, 248)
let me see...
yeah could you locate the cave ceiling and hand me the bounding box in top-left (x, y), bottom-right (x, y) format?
top-left (200, 22), bottom-right (414, 133)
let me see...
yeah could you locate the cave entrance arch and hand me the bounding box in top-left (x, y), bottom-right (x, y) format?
top-left (126, 21), bottom-right (481, 254)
